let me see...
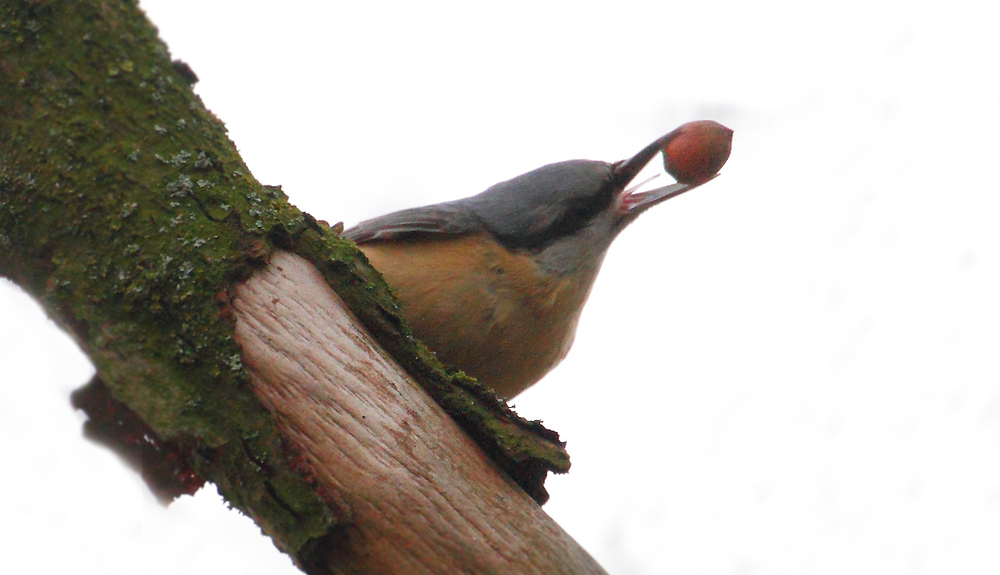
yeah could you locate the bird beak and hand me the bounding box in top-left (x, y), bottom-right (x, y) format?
top-left (613, 130), bottom-right (716, 218)
top-left (617, 176), bottom-right (716, 215)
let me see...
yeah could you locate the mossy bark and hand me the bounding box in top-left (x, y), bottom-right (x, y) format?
top-left (0, 0), bottom-right (569, 568)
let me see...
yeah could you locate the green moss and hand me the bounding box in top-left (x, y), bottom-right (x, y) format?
top-left (0, 0), bottom-right (569, 560)
top-left (1, 0), bottom-right (329, 552)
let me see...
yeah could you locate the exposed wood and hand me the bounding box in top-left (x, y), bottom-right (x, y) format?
top-left (232, 250), bottom-right (608, 575)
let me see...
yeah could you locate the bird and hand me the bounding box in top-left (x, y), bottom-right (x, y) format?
top-left (343, 121), bottom-right (732, 399)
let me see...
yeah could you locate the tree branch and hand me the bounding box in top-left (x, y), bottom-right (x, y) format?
top-left (234, 251), bottom-right (605, 574)
top-left (0, 1), bottom-right (596, 573)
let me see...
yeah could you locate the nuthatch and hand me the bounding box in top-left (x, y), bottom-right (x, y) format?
top-left (344, 122), bottom-right (732, 399)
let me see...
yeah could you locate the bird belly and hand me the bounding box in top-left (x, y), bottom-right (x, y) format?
top-left (358, 234), bottom-right (597, 398)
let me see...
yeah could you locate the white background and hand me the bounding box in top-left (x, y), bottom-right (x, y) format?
top-left (2, 1), bottom-right (999, 573)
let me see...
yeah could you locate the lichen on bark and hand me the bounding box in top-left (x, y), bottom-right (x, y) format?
top-left (1, 0), bottom-right (335, 553)
top-left (0, 0), bottom-right (569, 561)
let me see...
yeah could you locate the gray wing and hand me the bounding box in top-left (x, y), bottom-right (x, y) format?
top-left (341, 200), bottom-right (484, 244)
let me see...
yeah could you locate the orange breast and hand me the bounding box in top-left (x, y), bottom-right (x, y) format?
top-left (359, 233), bottom-right (597, 398)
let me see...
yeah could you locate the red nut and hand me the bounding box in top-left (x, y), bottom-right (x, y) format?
top-left (662, 120), bottom-right (733, 183)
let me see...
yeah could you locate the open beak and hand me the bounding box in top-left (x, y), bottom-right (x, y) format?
top-left (612, 128), bottom-right (717, 220)
top-left (618, 177), bottom-right (716, 215)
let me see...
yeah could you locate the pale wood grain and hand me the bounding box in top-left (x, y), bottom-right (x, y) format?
top-left (231, 250), bottom-right (607, 575)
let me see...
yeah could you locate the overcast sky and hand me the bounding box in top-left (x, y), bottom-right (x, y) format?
top-left (2, 1), bottom-right (999, 574)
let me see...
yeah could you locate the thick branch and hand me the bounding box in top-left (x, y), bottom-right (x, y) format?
top-left (233, 251), bottom-right (606, 574)
top-left (0, 1), bottom-right (583, 573)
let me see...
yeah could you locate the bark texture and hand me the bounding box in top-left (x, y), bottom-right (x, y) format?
top-left (0, 1), bottom-right (589, 573)
top-left (234, 251), bottom-right (607, 574)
